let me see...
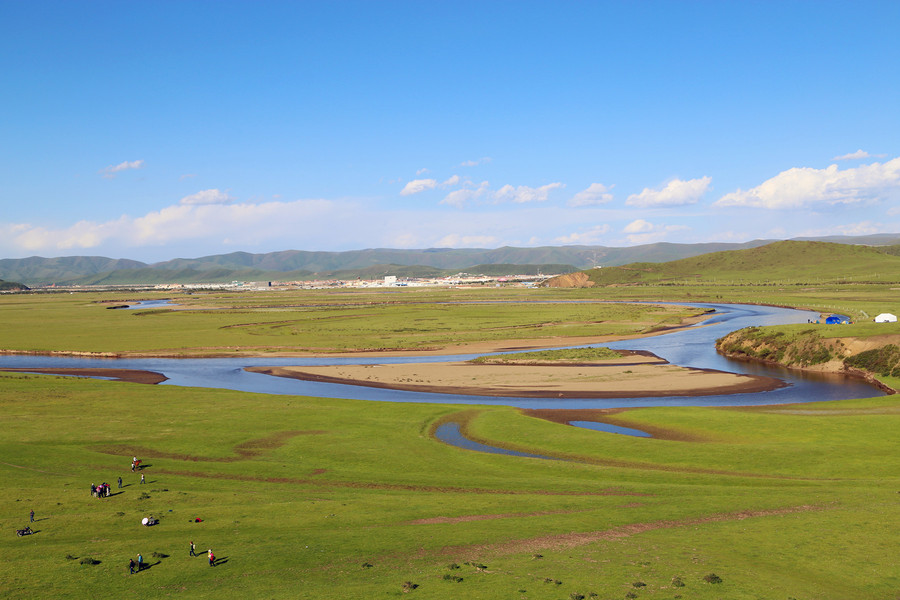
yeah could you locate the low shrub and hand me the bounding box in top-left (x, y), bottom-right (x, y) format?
top-left (845, 344), bottom-right (900, 377)
top-left (703, 573), bottom-right (723, 584)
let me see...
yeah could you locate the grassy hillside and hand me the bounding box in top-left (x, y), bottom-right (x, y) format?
top-left (560, 241), bottom-right (900, 286)
top-left (11, 235), bottom-right (900, 285)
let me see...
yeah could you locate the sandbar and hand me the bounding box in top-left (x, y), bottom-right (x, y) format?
top-left (0, 368), bottom-right (168, 385)
top-left (246, 358), bottom-right (784, 398)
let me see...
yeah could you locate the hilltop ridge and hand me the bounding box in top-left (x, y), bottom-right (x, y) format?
top-left (547, 240), bottom-right (900, 287)
top-left (2, 234), bottom-right (899, 286)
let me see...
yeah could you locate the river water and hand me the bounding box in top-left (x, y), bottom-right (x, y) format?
top-left (0, 303), bottom-right (882, 409)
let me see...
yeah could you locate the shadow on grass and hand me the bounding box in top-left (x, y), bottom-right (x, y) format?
top-left (212, 556), bottom-right (228, 566)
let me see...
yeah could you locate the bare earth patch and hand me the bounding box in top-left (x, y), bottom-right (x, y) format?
top-left (421, 504), bottom-right (826, 560)
top-left (247, 359), bottom-right (784, 398)
top-left (402, 509), bottom-right (594, 525)
top-left (92, 430), bottom-right (322, 463)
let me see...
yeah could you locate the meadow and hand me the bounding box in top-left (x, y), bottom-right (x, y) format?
top-left (0, 289), bottom-right (701, 355)
top-left (2, 284), bottom-right (899, 599)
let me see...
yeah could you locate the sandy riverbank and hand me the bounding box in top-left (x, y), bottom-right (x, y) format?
top-left (246, 355), bottom-right (784, 399)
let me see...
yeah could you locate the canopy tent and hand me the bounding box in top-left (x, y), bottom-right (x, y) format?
top-left (874, 313), bottom-right (898, 323)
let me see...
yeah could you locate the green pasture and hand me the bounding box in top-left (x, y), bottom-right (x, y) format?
top-left (472, 346), bottom-right (623, 363)
top-left (2, 368), bottom-right (900, 599)
top-left (3, 285), bottom-right (900, 598)
top-left (0, 289), bottom-right (701, 355)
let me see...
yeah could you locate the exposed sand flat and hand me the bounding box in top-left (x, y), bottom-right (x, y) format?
top-left (247, 359), bottom-right (784, 398)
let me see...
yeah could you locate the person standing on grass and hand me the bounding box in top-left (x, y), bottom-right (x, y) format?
top-left (208, 549), bottom-right (215, 566)
top-left (140, 473), bottom-right (145, 484)
top-left (118, 476), bottom-right (122, 488)
top-left (129, 558), bottom-right (135, 574)
top-left (137, 553), bottom-right (143, 571)
top-left (29, 509), bottom-right (34, 523)
top-left (190, 541), bottom-right (196, 556)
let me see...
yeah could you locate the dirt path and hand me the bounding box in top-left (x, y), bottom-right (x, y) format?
top-left (416, 504), bottom-right (826, 560)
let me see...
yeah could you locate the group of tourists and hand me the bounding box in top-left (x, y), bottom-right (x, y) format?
top-left (91, 482), bottom-right (111, 498)
top-left (78, 456), bottom-right (222, 575)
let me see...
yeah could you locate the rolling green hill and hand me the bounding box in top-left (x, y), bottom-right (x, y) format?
top-left (3, 234), bottom-right (900, 286)
top-left (554, 241), bottom-right (900, 286)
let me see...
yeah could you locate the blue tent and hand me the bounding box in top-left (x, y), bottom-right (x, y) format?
top-left (825, 314), bottom-right (850, 324)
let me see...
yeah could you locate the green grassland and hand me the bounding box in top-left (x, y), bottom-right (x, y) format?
top-left (3, 369), bottom-right (900, 599)
top-left (0, 289), bottom-right (702, 355)
top-left (471, 346), bottom-right (624, 364)
top-left (4, 240), bottom-right (900, 598)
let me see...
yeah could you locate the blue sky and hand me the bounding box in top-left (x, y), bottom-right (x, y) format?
top-left (2, 1), bottom-right (899, 262)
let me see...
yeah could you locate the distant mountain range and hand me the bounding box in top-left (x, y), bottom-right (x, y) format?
top-left (2, 233), bottom-right (899, 286)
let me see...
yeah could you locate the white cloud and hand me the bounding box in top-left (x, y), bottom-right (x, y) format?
top-left (442, 174), bottom-right (460, 187)
top-left (100, 159), bottom-right (144, 178)
top-left (625, 176), bottom-right (711, 207)
top-left (832, 149), bottom-right (871, 161)
top-left (179, 173), bottom-right (197, 180)
top-left (441, 181), bottom-right (491, 208)
top-left (555, 224), bottom-right (611, 245)
top-left (714, 157), bottom-right (900, 209)
top-left (569, 183), bottom-right (614, 207)
top-left (494, 182), bottom-right (564, 203)
top-left (622, 219), bottom-right (688, 244)
top-left (416, 168), bottom-right (429, 175)
top-left (797, 221), bottom-right (889, 237)
top-left (460, 157), bottom-right (492, 167)
top-left (623, 219), bottom-right (654, 233)
top-left (179, 189), bottom-right (235, 205)
top-left (400, 178), bottom-right (438, 196)
top-left (2, 199), bottom-right (338, 253)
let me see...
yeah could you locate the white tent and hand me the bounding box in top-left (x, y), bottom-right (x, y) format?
top-left (874, 313), bottom-right (897, 323)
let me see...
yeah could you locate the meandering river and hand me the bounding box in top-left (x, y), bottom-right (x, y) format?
top-left (0, 303), bottom-right (883, 409)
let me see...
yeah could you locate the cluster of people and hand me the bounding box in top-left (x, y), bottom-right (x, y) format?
top-left (113, 457), bottom-right (221, 574)
top-left (91, 482), bottom-right (111, 498)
